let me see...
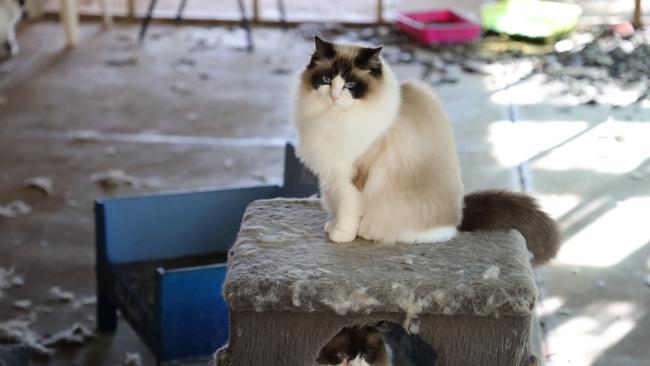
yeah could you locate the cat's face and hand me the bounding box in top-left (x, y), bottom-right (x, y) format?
top-left (317, 325), bottom-right (387, 366)
top-left (301, 36), bottom-right (384, 109)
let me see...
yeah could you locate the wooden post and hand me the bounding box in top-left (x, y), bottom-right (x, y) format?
top-left (376, 0), bottom-right (383, 24)
top-left (99, 0), bottom-right (113, 26)
top-left (253, 0), bottom-right (260, 22)
top-left (633, 0), bottom-right (642, 28)
top-left (25, 0), bottom-right (44, 19)
top-left (59, 0), bottom-right (79, 47)
top-left (127, 0), bottom-right (136, 19)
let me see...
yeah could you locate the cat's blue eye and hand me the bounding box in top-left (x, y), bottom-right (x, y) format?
top-left (345, 81), bottom-right (357, 89)
top-left (322, 75), bottom-right (331, 84)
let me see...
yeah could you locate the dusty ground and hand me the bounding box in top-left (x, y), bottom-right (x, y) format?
top-left (1, 15), bottom-right (649, 366)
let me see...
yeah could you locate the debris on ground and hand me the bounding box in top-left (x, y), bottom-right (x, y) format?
top-left (272, 67), bottom-right (292, 75)
top-left (72, 295), bottom-right (97, 309)
top-left (644, 274), bottom-right (650, 288)
top-left (105, 56), bottom-right (139, 67)
top-left (170, 83), bottom-right (192, 97)
top-left (0, 200), bottom-right (32, 218)
top-left (537, 27), bottom-right (650, 107)
top-left (610, 21), bottom-right (635, 39)
top-left (33, 305), bottom-right (53, 314)
top-left (172, 57), bottom-right (196, 73)
top-left (0, 313), bottom-right (53, 357)
top-left (597, 280), bottom-right (607, 288)
top-left (24, 176), bottom-right (53, 195)
top-left (0, 268), bottom-right (25, 298)
top-left (48, 286), bottom-right (75, 302)
top-left (223, 158), bottom-right (234, 171)
top-left (69, 129), bottom-right (101, 142)
top-left (122, 352), bottom-right (142, 366)
top-left (251, 172), bottom-right (267, 183)
top-left (90, 170), bottom-right (139, 190)
top-left (105, 146), bottom-right (117, 156)
top-left (0, 95), bottom-right (7, 106)
top-left (65, 198), bottom-right (79, 208)
top-left (185, 112), bottom-right (200, 122)
top-left (557, 308), bottom-right (572, 316)
top-left (12, 299), bottom-right (32, 310)
top-left (41, 323), bottom-right (94, 347)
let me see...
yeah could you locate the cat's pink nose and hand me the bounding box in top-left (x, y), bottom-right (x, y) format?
top-left (330, 95), bottom-right (338, 102)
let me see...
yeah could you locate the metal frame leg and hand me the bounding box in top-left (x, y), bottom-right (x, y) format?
top-left (277, 0), bottom-right (287, 29)
top-left (175, 0), bottom-right (188, 23)
top-left (97, 288), bottom-right (118, 332)
top-left (237, 0), bottom-right (253, 52)
top-left (138, 0), bottom-right (159, 42)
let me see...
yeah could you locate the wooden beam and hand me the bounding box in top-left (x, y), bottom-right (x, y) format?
top-left (59, 0), bottom-right (79, 47)
top-left (376, 0), bottom-right (383, 24)
top-left (127, 0), bottom-right (136, 19)
top-left (253, 0), bottom-right (260, 22)
top-left (633, 0), bottom-right (642, 28)
top-left (99, 0), bottom-right (113, 26)
top-left (25, 0), bottom-right (44, 19)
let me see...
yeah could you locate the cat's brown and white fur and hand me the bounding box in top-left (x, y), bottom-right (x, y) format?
top-left (294, 37), bottom-right (562, 262)
top-left (317, 321), bottom-right (438, 366)
top-left (295, 37), bottom-right (463, 244)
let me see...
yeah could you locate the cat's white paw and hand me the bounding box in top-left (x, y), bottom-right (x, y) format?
top-left (328, 226), bottom-right (357, 243)
top-left (358, 218), bottom-right (377, 241)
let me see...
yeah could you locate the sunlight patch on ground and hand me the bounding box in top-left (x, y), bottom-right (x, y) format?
top-left (537, 296), bottom-right (565, 318)
top-left (556, 197), bottom-right (650, 267)
top-left (547, 301), bottom-right (643, 366)
top-left (488, 120), bottom-right (589, 167)
top-left (533, 119), bottom-right (650, 174)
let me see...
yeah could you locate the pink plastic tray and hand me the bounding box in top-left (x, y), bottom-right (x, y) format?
top-left (397, 9), bottom-right (481, 44)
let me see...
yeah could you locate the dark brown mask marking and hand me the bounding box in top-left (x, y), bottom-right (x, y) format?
top-left (305, 36), bottom-right (384, 100)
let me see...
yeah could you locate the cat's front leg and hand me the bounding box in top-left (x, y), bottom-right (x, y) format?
top-left (325, 180), bottom-right (362, 243)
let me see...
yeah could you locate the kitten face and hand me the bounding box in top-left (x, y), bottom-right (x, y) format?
top-left (302, 36), bottom-right (383, 109)
top-left (317, 325), bottom-right (387, 366)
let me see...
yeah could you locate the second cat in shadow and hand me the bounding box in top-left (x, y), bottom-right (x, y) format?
top-left (317, 321), bottom-right (437, 366)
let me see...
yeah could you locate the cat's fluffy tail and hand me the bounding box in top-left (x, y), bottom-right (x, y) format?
top-left (459, 189), bottom-right (561, 266)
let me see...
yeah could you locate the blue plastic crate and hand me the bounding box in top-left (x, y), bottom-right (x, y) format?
top-left (95, 144), bottom-right (318, 365)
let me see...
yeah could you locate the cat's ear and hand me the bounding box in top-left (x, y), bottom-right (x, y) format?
top-left (314, 36), bottom-right (336, 59)
top-left (317, 328), bottom-right (351, 364)
top-left (355, 46), bottom-right (383, 73)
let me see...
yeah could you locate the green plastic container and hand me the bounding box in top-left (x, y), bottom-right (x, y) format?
top-left (481, 0), bottom-right (582, 39)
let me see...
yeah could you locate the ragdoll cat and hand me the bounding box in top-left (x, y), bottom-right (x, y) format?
top-left (0, 0), bottom-right (22, 56)
top-left (295, 37), bottom-right (560, 265)
top-left (316, 321), bottom-right (437, 366)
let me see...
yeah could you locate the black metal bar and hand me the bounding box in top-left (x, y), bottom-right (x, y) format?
top-left (277, 0), bottom-right (287, 29)
top-left (96, 285), bottom-right (118, 332)
top-left (175, 0), bottom-right (189, 23)
top-left (236, 0), bottom-right (254, 52)
top-left (139, 0), bottom-right (160, 42)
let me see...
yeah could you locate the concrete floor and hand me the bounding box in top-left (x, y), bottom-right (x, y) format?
top-left (1, 19), bottom-right (649, 366)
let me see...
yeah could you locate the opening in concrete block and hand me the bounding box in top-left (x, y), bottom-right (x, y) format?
top-left (316, 321), bottom-right (437, 366)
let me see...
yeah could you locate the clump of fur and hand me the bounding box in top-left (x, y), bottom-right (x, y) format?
top-left (459, 190), bottom-right (561, 266)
